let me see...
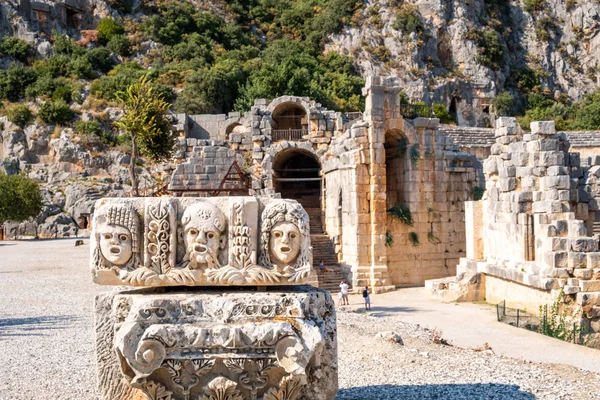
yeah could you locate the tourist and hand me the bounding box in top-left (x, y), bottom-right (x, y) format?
top-left (337, 290), bottom-right (343, 306)
top-left (363, 286), bottom-right (371, 310)
top-left (319, 260), bottom-right (329, 272)
top-left (339, 280), bottom-right (349, 305)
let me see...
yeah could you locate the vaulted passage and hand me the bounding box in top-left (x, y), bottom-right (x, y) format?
top-left (273, 149), bottom-right (322, 233)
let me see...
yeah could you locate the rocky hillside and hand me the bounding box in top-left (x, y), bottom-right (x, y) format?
top-left (329, 0), bottom-right (600, 125)
top-left (1, 0), bottom-right (599, 236)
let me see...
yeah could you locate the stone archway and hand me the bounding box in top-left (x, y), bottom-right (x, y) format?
top-left (268, 98), bottom-right (310, 142)
top-left (273, 148), bottom-right (322, 233)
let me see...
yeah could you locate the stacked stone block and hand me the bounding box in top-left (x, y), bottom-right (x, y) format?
top-left (430, 117), bottom-right (600, 347)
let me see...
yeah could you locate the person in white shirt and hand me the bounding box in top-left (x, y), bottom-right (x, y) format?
top-left (339, 280), bottom-right (349, 305)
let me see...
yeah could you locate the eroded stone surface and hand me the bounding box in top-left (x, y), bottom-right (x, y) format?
top-left (91, 197), bottom-right (316, 287)
top-left (95, 286), bottom-right (338, 400)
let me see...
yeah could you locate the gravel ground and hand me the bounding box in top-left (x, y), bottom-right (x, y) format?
top-left (1, 239), bottom-right (600, 399)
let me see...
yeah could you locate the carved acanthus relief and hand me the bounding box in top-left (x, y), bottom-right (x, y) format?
top-left (91, 197), bottom-right (314, 287)
top-left (113, 294), bottom-right (321, 400)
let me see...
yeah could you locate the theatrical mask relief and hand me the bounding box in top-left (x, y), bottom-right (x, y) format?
top-left (90, 197), bottom-right (315, 286)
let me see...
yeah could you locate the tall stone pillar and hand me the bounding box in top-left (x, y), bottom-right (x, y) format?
top-left (359, 77), bottom-right (396, 293)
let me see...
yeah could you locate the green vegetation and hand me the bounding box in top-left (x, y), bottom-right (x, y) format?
top-left (97, 17), bottom-right (125, 44)
top-left (0, 0), bottom-right (365, 118)
top-left (6, 104), bottom-right (33, 128)
top-left (410, 144), bottom-right (421, 166)
top-left (388, 203), bottom-right (413, 226)
top-left (492, 91), bottom-right (514, 116)
top-left (114, 76), bottom-right (176, 196)
top-left (392, 4), bottom-right (424, 38)
top-left (0, 37), bottom-right (31, 62)
top-left (408, 231), bottom-right (419, 246)
top-left (473, 186), bottom-right (485, 201)
top-left (0, 172), bottom-right (43, 224)
top-left (433, 103), bottom-right (455, 124)
top-left (539, 289), bottom-right (586, 344)
top-left (38, 100), bottom-right (73, 124)
top-left (385, 230), bottom-right (394, 247)
top-left (466, 29), bottom-right (504, 70)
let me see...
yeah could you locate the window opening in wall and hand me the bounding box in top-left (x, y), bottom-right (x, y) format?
top-left (271, 103), bottom-right (308, 142)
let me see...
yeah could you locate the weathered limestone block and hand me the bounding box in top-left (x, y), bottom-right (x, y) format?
top-left (91, 197), bottom-right (316, 287)
top-left (95, 287), bottom-right (337, 400)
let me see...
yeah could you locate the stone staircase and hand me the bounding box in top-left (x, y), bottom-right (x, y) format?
top-left (305, 207), bottom-right (324, 234)
top-left (311, 234), bottom-right (346, 293)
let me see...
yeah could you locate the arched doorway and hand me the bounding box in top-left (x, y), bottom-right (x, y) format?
top-left (273, 149), bottom-right (322, 233)
top-left (384, 130), bottom-right (407, 209)
top-left (271, 103), bottom-right (308, 142)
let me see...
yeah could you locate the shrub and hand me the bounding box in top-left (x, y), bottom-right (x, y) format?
top-left (392, 4), bottom-right (424, 37)
top-left (74, 120), bottom-right (102, 136)
top-left (524, 0), bottom-right (546, 13)
top-left (32, 55), bottom-right (70, 78)
top-left (433, 103), bottom-right (455, 124)
top-left (107, 35), bottom-right (132, 57)
top-left (385, 230), bottom-right (394, 247)
top-left (492, 91), bottom-right (514, 116)
top-left (52, 32), bottom-right (85, 56)
top-left (473, 186), bottom-right (485, 201)
top-left (86, 47), bottom-right (115, 73)
top-left (6, 105), bottom-right (33, 128)
top-left (0, 64), bottom-right (38, 101)
top-left (97, 18), bottom-right (125, 44)
top-left (25, 76), bottom-right (72, 102)
top-left (408, 232), bottom-right (420, 246)
top-left (68, 56), bottom-right (95, 79)
top-left (38, 101), bottom-right (73, 124)
top-left (0, 37), bottom-right (31, 62)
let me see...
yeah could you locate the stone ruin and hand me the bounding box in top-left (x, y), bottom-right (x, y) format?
top-left (427, 117), bottom-right (600, 347)
top-left (92, 197), bottom-right (337, 400)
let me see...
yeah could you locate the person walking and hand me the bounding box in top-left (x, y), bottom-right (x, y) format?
top-left (362, 286), bottom-right (371, 310)
top-left (339, 280), bottom-right (349, 305)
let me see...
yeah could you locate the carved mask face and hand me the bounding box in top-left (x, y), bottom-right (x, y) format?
top-left (99, 224), bottom-right (133, 266)
top-left (184, 217), bottom-right (222, 266)
top-left (270, 221), bottom-right (301, 265)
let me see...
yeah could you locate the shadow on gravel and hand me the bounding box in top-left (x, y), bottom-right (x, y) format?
top-left (336, 383), bottom-right (535, 399)
top-left (355, 306), bottom-right (419, 317)
top-left (0, 315), bottom-right (79, 337)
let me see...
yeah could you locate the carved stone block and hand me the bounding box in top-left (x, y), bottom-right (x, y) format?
top-left (91, 197), bottom-right (317, 287)
top-left (94, 286), bottom-right (338, 400)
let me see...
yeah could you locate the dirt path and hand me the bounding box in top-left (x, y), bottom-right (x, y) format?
top-left (343, 287), bottom-right (600, 373)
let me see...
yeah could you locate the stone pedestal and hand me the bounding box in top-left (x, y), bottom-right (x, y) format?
top-left (94, 286), bottom-right (338, 400)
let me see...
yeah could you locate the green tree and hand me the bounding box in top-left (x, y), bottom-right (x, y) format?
top-left (0, 37), bottom-right (32, 62)
top-left (114, 76), bottom-right (176, 196)
top-left (0, 172), bottom-right (43, 225)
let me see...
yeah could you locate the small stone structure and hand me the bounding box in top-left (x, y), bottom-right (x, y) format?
top-left (92, 197), bottom-right (337, 400)
top-left (427, 118), bottom-right (600, 347)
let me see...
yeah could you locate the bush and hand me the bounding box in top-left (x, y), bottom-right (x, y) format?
top-left (107, 35), bottom-right (131, 57)
top-left (392, 4), bottom-right (424, 37)
top-left (52, 32), bottom-right (85, 56)
top-left (524, 0), bottom-right (545, 13)
top-left (492, 91), bottom-right (514, 116)
top-left (74, 120), bottom-right (103, 136)
top-left (433, 103), bottom-right (455, 124)
top-left (97, 18), bottom-right (125, 44)
top-left (32, 55), bottom-right (70, 78)
top-left (68, 56), bottom-right (95, 79)
top-left (25, 75), bottom-right (72, 102)
top-left (0, 37), bottom-right (31, 62)
top-left (0, 64), bottom-right (38, 101)
top-left (86, 47), bottom-right (116, 73)
top-left (6, 105), bottom-right (33, 128)
top-left (38, 101), bottom-right (73, 124)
